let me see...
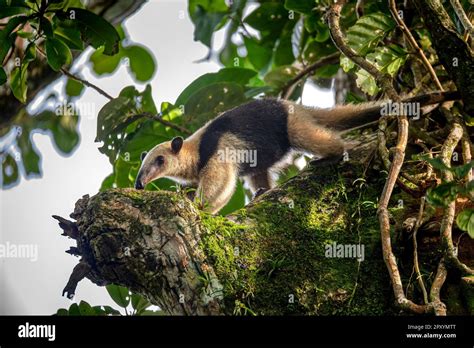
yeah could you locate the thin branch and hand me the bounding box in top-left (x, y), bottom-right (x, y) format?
top-left (281, 52), bottom-right (341, 99)
top-left (138, 112), bottom-right (192, 135)
top-left (450, 0), bottom-right (474, 38)
top-left (389, 0), bottom-right (444, 91)
top-left (59, 67), bottom-right (114, 100)
top-left (412, 197), bottom-right (429, 304)
top-left (36, 46), bottom-right (114, 100)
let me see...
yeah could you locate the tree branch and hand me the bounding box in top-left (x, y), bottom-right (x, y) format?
top-left (280, 52), bottom-right (341, 99)
top-left (388, 0), bottom-right (444, 91)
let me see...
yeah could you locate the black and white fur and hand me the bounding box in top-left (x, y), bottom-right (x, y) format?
top-left (135, 91), bottom-right (458, 214)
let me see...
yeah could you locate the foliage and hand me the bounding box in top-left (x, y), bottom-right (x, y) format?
top-left (56, 284), bottom-right (163, 316)
top-left (0, 0), bottom-right (156, 188)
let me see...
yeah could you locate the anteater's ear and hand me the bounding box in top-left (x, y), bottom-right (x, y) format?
top-left (171, 136), bottom-right (183, 154)
top-left (140, 151), bottom-right (148, 161)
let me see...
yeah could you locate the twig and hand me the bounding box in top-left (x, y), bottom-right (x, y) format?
top-left (412, 197), bottom-right (429, 304)
top-left (389, 0), bottom-right (444, 91)
top-left (36, 46), bottom-right (115, 100)
top-left (450, 0), bottom-right (474, 38)
top-left (139, 112), bottom-right (192, 135)
top-left (59, 67), bottom-right (114, 100)
top-left (281, 52), bottom-right (340, 99)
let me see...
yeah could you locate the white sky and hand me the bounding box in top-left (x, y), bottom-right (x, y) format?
top-left (0, 0), bottom-right (333, 314)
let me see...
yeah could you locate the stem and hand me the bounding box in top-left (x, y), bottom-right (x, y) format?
top-left (280, 52), bottom-right (341, 99)
top-left (389, 0), bottom-right (444, 91)
top-left (450, 0), bottom-right (474, 38)
top-left (36, 46), bottom-right (115, 100)
top-left (412, 197), bottom-right (429, 304)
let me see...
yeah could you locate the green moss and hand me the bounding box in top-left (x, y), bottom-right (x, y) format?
top-left (199, 164), bottom-right (394, 315)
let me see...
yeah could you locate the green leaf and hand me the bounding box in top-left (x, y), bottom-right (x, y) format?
top-left (131, 293), bottom-right (150, 314)
top-left (0, 67), bottom-right (6, 85)
top-left (284, 0), bottom-right (314, 14)
top-left (354, 45), bottom-right (407, 96)
top-left (24, 42), bottom-right (36, 62)
top-left (91, 306), bottom-right (107, 316)
top-left (68, 303), bottom-right (80, 316)
top-left (452, 161), bottom-right (474, 179)
top-left (54, 24), bottom-right (84, 50)
top-left (18, 131), bottom-right (40, 175)
top-left (40, 16), bottom-right (54, 37)
top-left (184, 82), bottom-right (246, 118)
top-left (219, 180), bottom-right (245, 215)
top-left (78, 300), bottom-right (96, 316)
top-left (345, 12), bottom-right (395, 56)
top-left (58, 8), bottom-right (120, 55)
top-left (90, 45), bottom-right (123, 75)
top-left (264, 65), bottom-right (299, 89)
top-left (102, 305), bottom-right (121, 315)
top-left (274, 21), bottom-right (297, 67)
top-left (243, 37), bottom-right (272, 71)
top-left (141, 309), bottom-right (165, 316)
top-left (340, 12), bottom-right (395, 74)
top-left (45, 37), bottom-right (72, 71)
top-left (65, 78), bottom-right (84, 97)
top-left (244, 2), bottom-right (289, 32)
top-left (426, 182), bottom-right (459, 207)
top-left (456, 209), bottom-right (474, 238)
top-left (175, 67), bottom-right (257, 106)
top-left (123, 45), bottom-right (156, 82)
top-left (100, 173), bottom-right (115, 191)
top-left (50, 114), bottom-right (80, 153)
top-left (10, 63), bottom-right (29, 103)
top-left (106, 284), bottom-right (130, 308)
top-left (56, 308), bottom-right (69, 316)
top-left (1, 153), bottom-right (19, 188)
top-left (0, 16), bottom-right (27, 63)
top-left (0, 0), bottom-right (30, 19)
top-left (188, 0), bottom-right (228, 47)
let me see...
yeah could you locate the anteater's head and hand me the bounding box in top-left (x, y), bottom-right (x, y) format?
top-left (134, 136), bottom-right (184, 189)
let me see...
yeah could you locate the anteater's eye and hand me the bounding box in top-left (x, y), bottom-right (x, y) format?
top-left (156, 156), bottom-right (165, 165)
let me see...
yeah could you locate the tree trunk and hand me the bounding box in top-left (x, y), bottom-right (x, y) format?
top-left (55, 139), bottom-right (474, 315)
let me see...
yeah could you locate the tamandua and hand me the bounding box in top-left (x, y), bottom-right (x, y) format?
top-left (135, 91), bottom-right (458, 214)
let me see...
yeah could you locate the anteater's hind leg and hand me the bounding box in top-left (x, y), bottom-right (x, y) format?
top-left (248, 171), bottom-right (272, 198)
top-left (288, 119), bottom-right (345, 164)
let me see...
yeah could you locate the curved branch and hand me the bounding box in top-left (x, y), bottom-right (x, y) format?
top-left (280, 52), bottom-right (341, 99)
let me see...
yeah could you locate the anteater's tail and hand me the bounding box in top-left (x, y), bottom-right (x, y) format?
top-left (308, 91), bottom-right (461, 131)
